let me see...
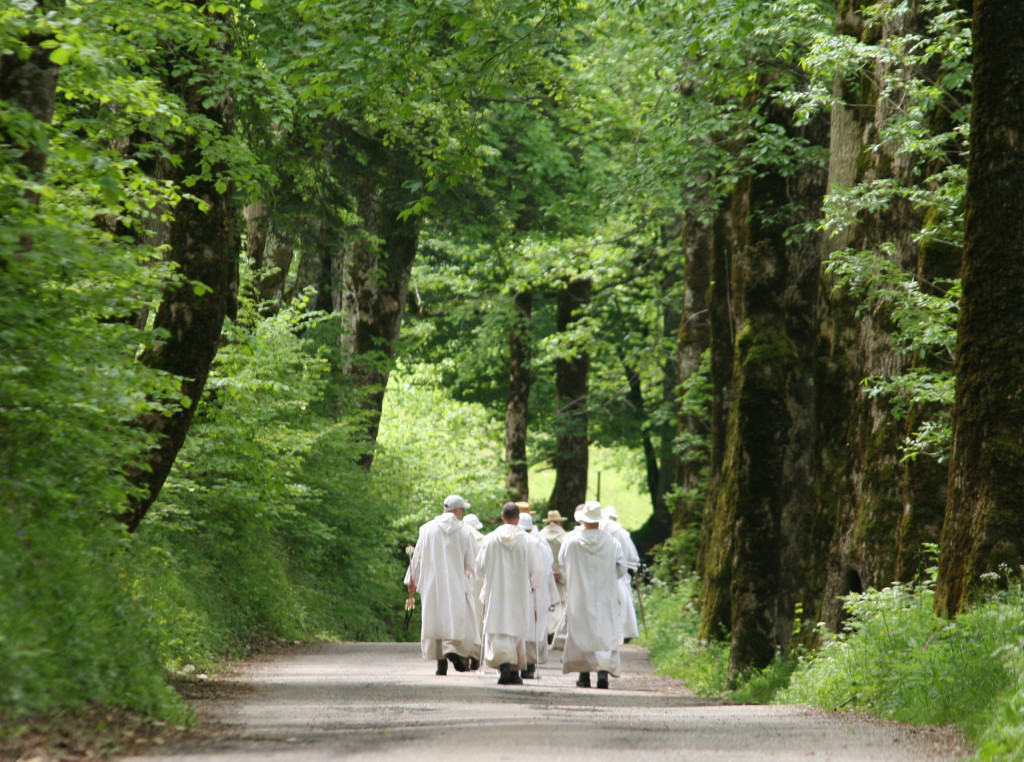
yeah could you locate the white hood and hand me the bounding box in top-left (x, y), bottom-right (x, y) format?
top-left (576, 527), bottom-right (609, 554)
top-left (495, 523), bottom-right (522, 547)
top-left (434, 512), bottom-right (464, 535)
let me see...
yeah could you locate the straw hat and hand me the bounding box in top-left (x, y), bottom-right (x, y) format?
top-left (542, 509), bottom-right (567, 524)
top-left (515, 501), bottom-right (535, 515)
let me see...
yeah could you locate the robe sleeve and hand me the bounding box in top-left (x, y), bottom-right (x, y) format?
top-left (528, 540), bottom-right (544, 593)
top-left (613, 537), bottom-right (628, 579)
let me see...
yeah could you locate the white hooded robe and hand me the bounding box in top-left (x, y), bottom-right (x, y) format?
top-left (476, 523), bottom-right (542, 669)
top-left (539, 521), bottom-right (569, 635)
top-left (524, 530), bottom-right (560, 665)
top-left (405, 511), bottom-right (478, 661)
top-left (604, 521), bottom-right (640, 640)
top-left (558, 527), bottom-right (626, 676)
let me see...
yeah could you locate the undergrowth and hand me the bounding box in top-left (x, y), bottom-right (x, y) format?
top-left (639, 543), bottom-right (1024, 760)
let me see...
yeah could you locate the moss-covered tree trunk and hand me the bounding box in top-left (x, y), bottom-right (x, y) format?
top-left (936, 0), bottom-right (1024, 616)
top-left (697, 89), bottom-right (826, 678)
top-left (812, 0), bottom-right (956, 631)
top-left (671, 209), bottom-right (713, 533)
top-left (696, 203), bottom-right (737, 641)
top-left (122, 4), bottom-right (238, 531)
top-left (549, 278), bottom-right (591, 516)
top-left (505, 289), bottom-right (533, 502)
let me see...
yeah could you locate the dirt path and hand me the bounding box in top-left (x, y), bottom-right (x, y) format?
top-left (119, 642), bottom-right (971, 762)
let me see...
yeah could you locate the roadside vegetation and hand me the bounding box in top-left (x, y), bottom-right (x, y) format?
top-left (639, 542), bottom-right (1024, 760)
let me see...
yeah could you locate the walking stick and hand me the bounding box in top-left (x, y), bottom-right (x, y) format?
top-left (632, 567), bottom-right (648, 638)
top-left (534, 593), bottom-right (541, 682)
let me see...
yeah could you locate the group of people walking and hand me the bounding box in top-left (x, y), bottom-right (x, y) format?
top-left (404, 494), bottom-right (640, 689)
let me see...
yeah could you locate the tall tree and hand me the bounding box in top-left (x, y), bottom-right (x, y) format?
top-left (505, 288), bottom-right (534, 501)
top-left (549, 277), bottom-right (592, 515)
top-left (936, 0), bottom-right (1024, 616)
top-left (121, 3), bottom-right (240, 530)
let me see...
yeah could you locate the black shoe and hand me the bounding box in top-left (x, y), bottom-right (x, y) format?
top-left (508, 672), bottom-right (524, 685)
top-left (624, 638), bottom-right (632, 644)
top-left (547, 633), bottom-right (554, 645)
top-left (446, 652), bottom-right (469, 672)
top-left (576, 671), bottom-right (591, 688)
top-left (436, 659), bottom-right (448, 676)
top-left (469, 657), bottom-right (480, 671)
top-left (597, 670), bottom-right (609, 689)
top-left (498, 662), bottom-right (512, 685)
top-left (521, 664), bottom-right (536, 679)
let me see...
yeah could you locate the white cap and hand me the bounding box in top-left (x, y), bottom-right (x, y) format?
top-left (463, 513), bottom-right (483, 530)
top-left (519, 514), bottom-right (535, 532)
top-left (443, 494), bottom-right (470, 511)
top-left (603, 505), bottom-right (618, 520)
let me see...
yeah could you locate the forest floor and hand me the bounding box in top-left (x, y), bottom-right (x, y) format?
top-left (67, 641), bottom-right (975, 762)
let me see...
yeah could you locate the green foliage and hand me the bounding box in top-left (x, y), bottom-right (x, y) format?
top-left (377, 362), bottom-right (509, 530)
top-left (638, 577), bottom-right (730, 697)
top-left (133, 286), bottom-right (425, 669)
top-left (802, 0), bottom-right (971, 464)
top-left (646, 528), bottom-right (701, 588)
top-left (0, 517), bottom-right (186, 721)
top-left (782, 558), bottom-right (1024, 750)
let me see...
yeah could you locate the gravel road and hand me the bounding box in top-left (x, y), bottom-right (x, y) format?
top-left (118, 642), bottom-right (971, 762)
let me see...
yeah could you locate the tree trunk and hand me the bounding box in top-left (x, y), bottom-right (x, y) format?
top-left (549, 278), bottom-right (591, 516)
top-left (505, 289), bottom-right (533, 502)
top-left (696, 203), bottom-right (738, 642)
top-left (813, 0), bottom-right (957, 631)
top-left (671, 209), bottom-right (713, 532)
top-left (0, 0), bottom-right (63, 249)
top-left (633, 215), bottom-right (685, 555)
top-left (120, 5), bottom-right (238, 531)
top-left (243, 200), bottom-right (293, 313)
top-left (697, 89), bottom-right (827, 679)
top-left (337, 174), bottom-right (420, 468)
top-left (290, 217), bottom-right (335, 313)
top-left (936, 0), bottom-right (1024, 617)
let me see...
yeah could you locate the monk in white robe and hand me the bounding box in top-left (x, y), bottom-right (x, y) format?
top-left (463, 512), bottom-right (487, 670)
top-left (518, 513), bottom-right (559, 678)
top-left (539, 509), bottom-right (569, 640)
top-left (476, 502), bottom-right (543, 685)
top-left (559, 501), bottom-right (626, 689)
top-left (405, 494), bottom-right (478, 676)
top-left (602, 505), bottom-right (640, 642)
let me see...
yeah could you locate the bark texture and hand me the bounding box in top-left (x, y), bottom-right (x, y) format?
top-left (505, 289), bottom-right (533, 502)
top-left (936, 0), bottom-right (1024, 616)
top-left (812, 0), bottom-right (956, 631)
top-left (244, 200), bottom-right (294, 313)
top-left (549, 278), bottom-right (592, 517)
top-left (699, 107), bottom-right (827, 677)
top-left (672, 209), bottom-right (714, 532)
top-left (336, 172), bottom-right (420, 468)
top-left (121, 7), bottom-right (238, 531)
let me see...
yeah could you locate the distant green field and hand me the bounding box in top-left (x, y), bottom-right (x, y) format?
top-left (526, 446), bottom-right (652, 531)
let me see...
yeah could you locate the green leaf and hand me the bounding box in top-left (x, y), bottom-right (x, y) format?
top-left (49, 47), bottom-right (72, 65)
